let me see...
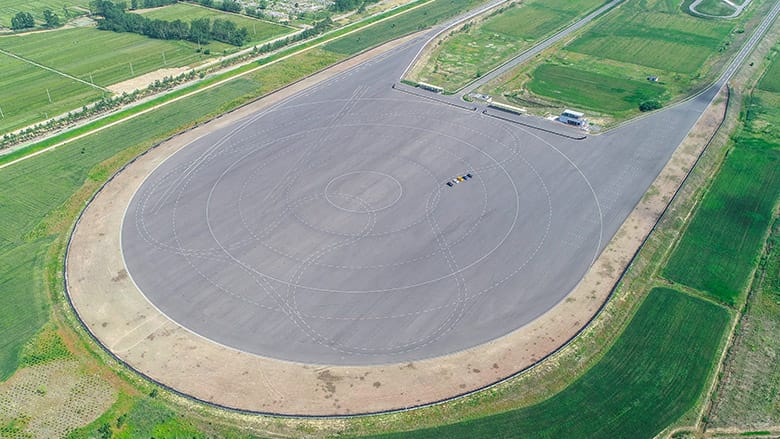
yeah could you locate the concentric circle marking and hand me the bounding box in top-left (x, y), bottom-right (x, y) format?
top-left (121, 97), bottom-right (602, 365)
top-left (324, 171), bottom-right (404, 214)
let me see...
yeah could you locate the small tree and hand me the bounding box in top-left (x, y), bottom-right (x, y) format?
top-left (11, 11), bottom-right (35, 30)
top-left (639, 100), bottom-right (662, 112)
top-left (43, 9), bottom-right (61, 27)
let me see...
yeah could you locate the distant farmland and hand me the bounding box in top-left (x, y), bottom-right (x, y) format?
top-left (525, 64), bottom-right (667, 113)
top-left (480, 0), bottom-right (754, 122)
top-left (0, 0), bottom-right (89, 29)
top-left (0, 50), bottom-right (102, 134)
top-left (136, 3), bottom-right (294, 47)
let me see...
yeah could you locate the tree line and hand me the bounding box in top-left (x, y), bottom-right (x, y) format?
top-left (90, 0), bottom-right (249, 46)
top-left (10, 9), bottom-right (61, 30)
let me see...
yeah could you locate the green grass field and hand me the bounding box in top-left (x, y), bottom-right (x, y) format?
top-left (692, 0), bottom-right (737, 16)
top-left (0, 51), bottom-right (102, 134)
top-left (757, 50), bottom-right (780, 92)
top-left (410, 0), bottom-right (606, 91)
top-left (525, 63), bottom-right (667, 112)
top-left (136, 3), bottom-right (293, 47)
top-left (566, 0), bottom-right (735, 74)
top-left (0, 27), bottom-right (211, 87)
top-left (481, 0), bottom-right (757, 121)
top-left (0, 0), bottom-right (88, 29)
top-left (370, 288), bottom-right (730, 438)
top-left (663, 93), bottom-right (780, 306)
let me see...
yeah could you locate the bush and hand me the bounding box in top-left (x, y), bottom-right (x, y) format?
top-left (639, 100), bottom-right (662, 112)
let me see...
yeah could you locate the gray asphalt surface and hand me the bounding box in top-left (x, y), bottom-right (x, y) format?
top-left (120, 0), bottom-right (776, 365)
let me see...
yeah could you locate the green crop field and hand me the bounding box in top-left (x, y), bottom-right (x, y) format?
top-left (565, 0), bottom-right (735, 74)
top-left (757, 50), bottom-right (780, 92)
top-left (525, 63), bottom-right (667, 112)
top-left (708, 219), bottom-right (780, 427)
top-left (692, 0), bottom-right (737, 16)
top-left (324, 0), bottom-right (485, 55)
top-left (0, 51), bottom-right (102, 134)
top-left (370, 288), bottom-right (730, 438)
top-left (663, 92), bottom-right (780, 306)
top-left (137, 3), bottom-right (293, 46)
top-left (0, 28), bottom-right (211, 87)
top-left (480, 0), bottom-right (762, 121)
top-left (0, 0), bottom-right (89, 29)
top-left (410, 0), bottom-right (606, 91)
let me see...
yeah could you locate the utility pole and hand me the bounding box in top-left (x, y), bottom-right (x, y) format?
top-left (130, 62), bottom-right (134, 76)
top-left (0, 105), bottom-right (4, 119)
top-left (162, 51), bottom-right (167, 65)
top-left (89, 72), bottom-right (94, 84)
top-left (46, 88), bottom-right (52, 103)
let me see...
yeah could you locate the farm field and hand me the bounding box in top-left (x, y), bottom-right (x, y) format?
top-left (136, 3), bottom-right (294, 47)
top-left (0, 51), bottom-right (103, 134)
top-left (409, 0), bottom-right (606, 92)
top-left (525, 63), bottom-right (667, 113)
top-left (0, 27), bottom-right (211, 88)
top-left (565, 0), bottom-right (734, 74)
top-left (708, 219), bottom-right (780, 428)
top-left (370, 288), bottom-right (730, 438)
top-left (757, 50), bottom-right (780, 92)
top-left (481, 0), bottom-right (759, 122)
top-left (0, 0), bottom-right (88, 30)
top-left (662, 125), bottom-right (780, 305)
top-left (0, 26), bottom-right (220, 134)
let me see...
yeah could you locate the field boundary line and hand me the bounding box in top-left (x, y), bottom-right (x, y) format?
top-left (0, 0), bottom-right (438, 171)
top-left (0, 48), bottom-right (109, 92)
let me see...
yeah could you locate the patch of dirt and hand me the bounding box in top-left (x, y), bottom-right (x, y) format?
top-left (107, 67), bottom-right (192, 95)
top-left (0, 360), bottom-right (116, 439)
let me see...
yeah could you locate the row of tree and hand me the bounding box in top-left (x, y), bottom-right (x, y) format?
top-left (90, 0), bottom-right (249, 46)
top-left (256, 16), bottom-right (332, 53)
top-left (10, 9), bottom-right (61, 30)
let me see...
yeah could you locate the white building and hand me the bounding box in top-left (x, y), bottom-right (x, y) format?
top-left (559, 109), bottom-right (586, 127)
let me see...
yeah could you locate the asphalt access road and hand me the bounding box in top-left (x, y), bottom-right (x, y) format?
top-left (121, 33), bottom-right (723, 365)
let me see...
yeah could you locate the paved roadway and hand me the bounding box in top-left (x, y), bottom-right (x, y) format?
top-left (121, 1), bottom-right (779, 366)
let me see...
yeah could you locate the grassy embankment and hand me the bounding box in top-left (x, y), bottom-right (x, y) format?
top-left (480, 0), bottom-right (764, 125)
top-left (0, 0), bottom-right (487, 436)
top-left (0, 0), bottom-right (89, 29)
top-left (408, 0), bottom-right (607, 92)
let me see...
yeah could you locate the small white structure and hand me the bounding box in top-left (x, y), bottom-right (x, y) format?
top-left (559, 109), bottom-right (587, 127)
top-left (417, 82), bottom-right (443, 93)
